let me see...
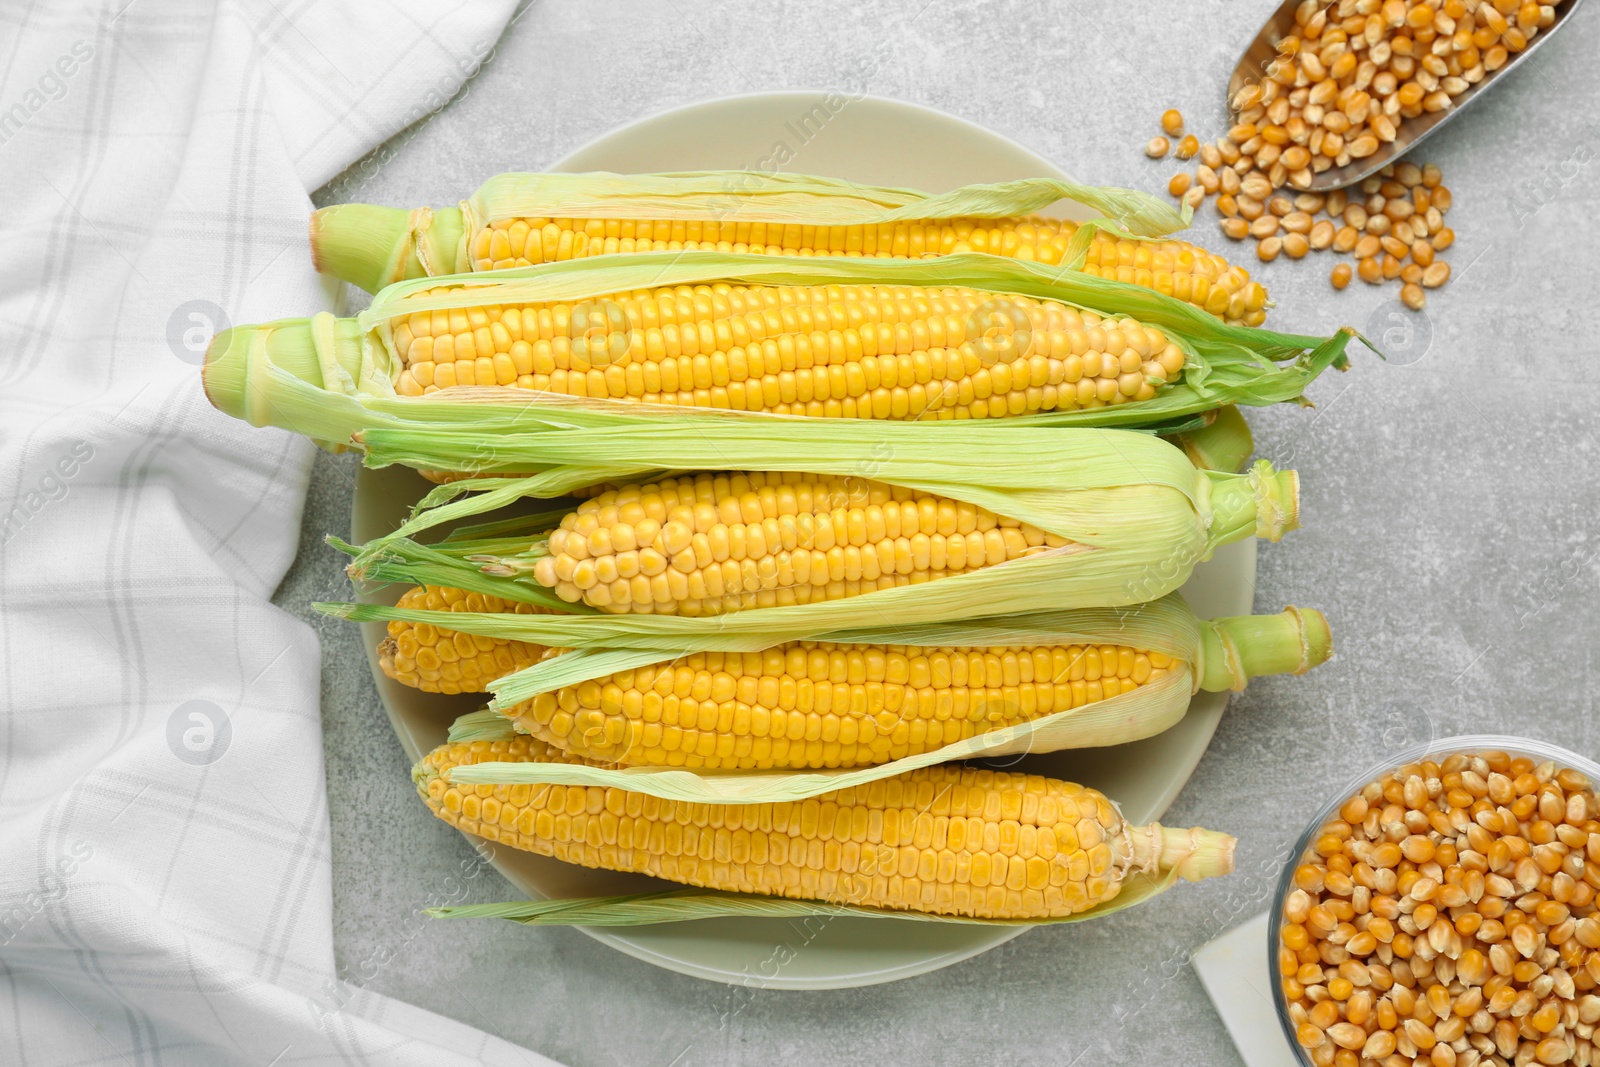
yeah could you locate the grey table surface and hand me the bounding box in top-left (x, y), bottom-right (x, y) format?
top-left (271, 2), bottom-right (1600, 1063)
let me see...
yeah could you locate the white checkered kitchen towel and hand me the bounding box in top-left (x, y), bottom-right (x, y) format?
top-left (0, 2), bottom-right (565, 1063)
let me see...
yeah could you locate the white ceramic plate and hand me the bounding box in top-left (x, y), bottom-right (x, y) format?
top-left (351, 92), bottom-right (1256, 989)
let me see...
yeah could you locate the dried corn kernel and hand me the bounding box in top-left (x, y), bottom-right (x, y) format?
top-left (1280, 750), bottom-right (1600, 1067)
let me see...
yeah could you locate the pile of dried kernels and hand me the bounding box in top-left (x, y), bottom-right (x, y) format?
top-left (1147, 108), bottom-right (1455, 310)
top-left (1279, 750), bottom-right (1600, 1067)
top-left (1235, 0), bottom-right (1561, 184)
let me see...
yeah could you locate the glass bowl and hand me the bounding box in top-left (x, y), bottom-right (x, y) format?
top-left (1267, 734), bottom-right (1600, 1063)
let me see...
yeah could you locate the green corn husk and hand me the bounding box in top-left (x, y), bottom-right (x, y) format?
top-left (424, 874), bottom-right (1180, 928)
top-left (339, 425), bottom-right (1292, 559)
top-left (315, 435), bottom-right (1298, 650)
top-left (203, 251), bottom-right (1354, 460)
top-left (424, 598), bottom-right (1330, 803)
top-left (310, 171), bottom-right (1199, 293)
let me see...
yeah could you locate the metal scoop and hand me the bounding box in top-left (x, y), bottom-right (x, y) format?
top-left (1226, 0), bottom-right (1586, 191)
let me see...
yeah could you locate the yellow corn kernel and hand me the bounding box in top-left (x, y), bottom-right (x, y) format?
top-left (466, 215), bottom-right (1266, 326)
top-left (390, 280), bottom-right (1203, 415)
top-left (507, 641), bottom-right (1172, 769)
top-left (378, 585), bottom-right (552, 693)
top-left (529, 471), bottom-right (1072, 617)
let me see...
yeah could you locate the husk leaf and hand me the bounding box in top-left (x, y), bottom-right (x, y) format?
top-left (443, 667), bottom-right (1195, 803)
top-left (466, 172), bottom-right (1189, 234)
top-left (424, 866), bottom-right (1180, 927)
top-left (320, 172), bottom-right (1198, 289)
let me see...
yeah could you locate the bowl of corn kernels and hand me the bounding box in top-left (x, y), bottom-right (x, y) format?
top-left (1271, 737), bottom-right (1600, 1067)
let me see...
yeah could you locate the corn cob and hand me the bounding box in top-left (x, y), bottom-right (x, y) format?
top-left (493, 606), bottom-right (1329, 770)
top-left (323, 442), bottom-right (1297, 647)
top-left (203, 254), bottom-right (1353, 475)
top-left (415, 734), bottom-right (1235, 920)
top-left (311, 172), bottom-right (1268, 324)
top-left (384, 280), bottom-right (1189, 419)
top-left (531, 471), bottom-right (1077, 617)
top-left (378, 585), bottom-right (552, 694)
top-left (454, 218), bottom-right (1267, 326)
top-left (375, 592), bottom-right (1160, 703)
